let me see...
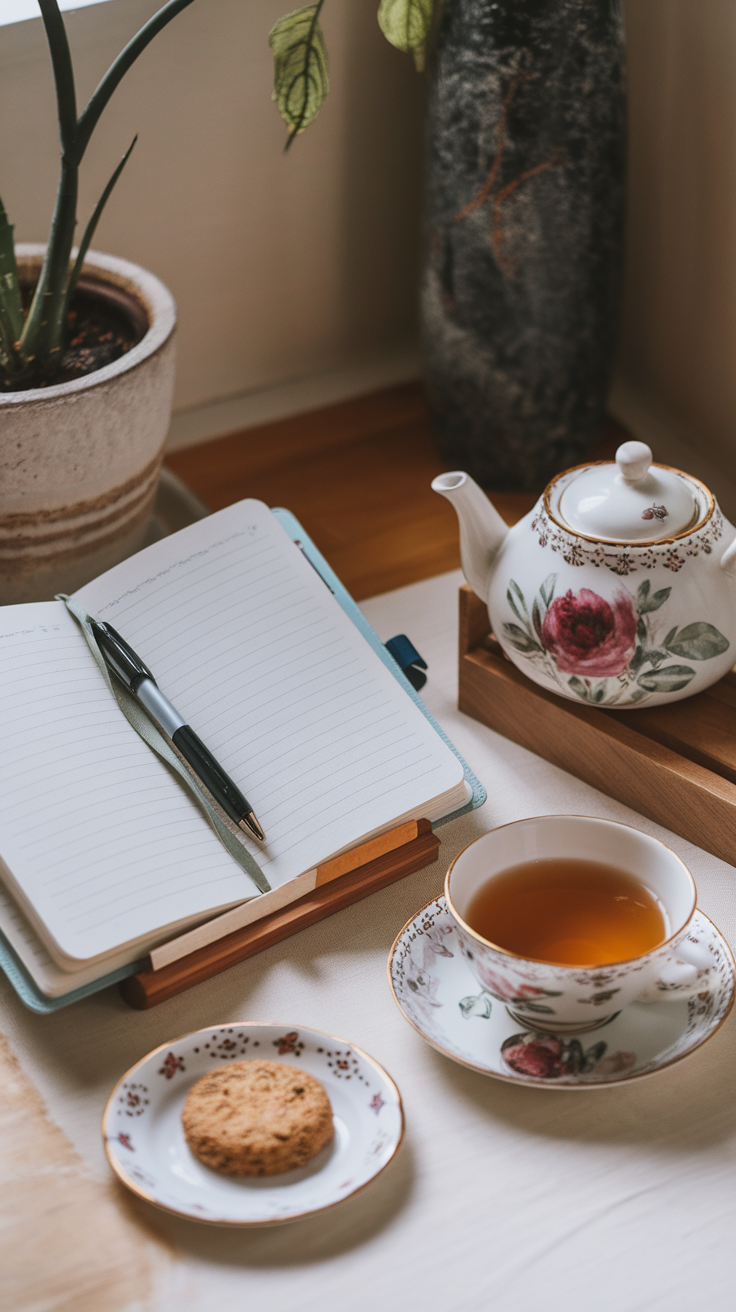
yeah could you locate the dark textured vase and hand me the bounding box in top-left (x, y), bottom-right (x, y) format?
top-left (421, 0), bottom-right (626, 492)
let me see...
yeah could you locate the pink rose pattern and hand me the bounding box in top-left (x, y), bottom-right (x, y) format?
top-left (501, 1032), bottom-right (636, 1081)
top-left (541, 587), bottom-right (636, 677)
top-left (502, 575), bottom-right (728, 706)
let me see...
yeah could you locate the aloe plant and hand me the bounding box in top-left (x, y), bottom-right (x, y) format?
top-left (0, 0), bottom-right (435, 391)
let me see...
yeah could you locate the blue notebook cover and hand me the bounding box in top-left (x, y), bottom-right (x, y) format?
top-left (0, 508), bottom-right (485, 1013)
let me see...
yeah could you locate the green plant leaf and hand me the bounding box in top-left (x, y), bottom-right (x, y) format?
top-left (532, 597), bottom-right (543, 641)
top-left (509, 579), bottom-right (528, 617)
top-left (646, 648), bottom-right (670, 669)
top-left (637, 664), bottom-right (696, 693)
top-left (16, 0), bottom-right (80, 374)
top-left (502, 623), bottom-right (541, 654)
top-left (38, 0), bottom-right (77, 159)
top-left (636, 617), bottom-right (647, 643)
top-left (636, 580), bottom-right (650, 611)
top-left (665, 622), bottom-right (730, 661)
top-left (459, 993), bottom-right (492, 1019)
top-left (629, 645), bottom-right (646, 674)
top-left (639, 586), bottom-right (672, 614)
top-left (64, 136), bottom-right (138, 315)
top-left (582, 1041), bottom-right (608, 1072)
top-left (568, 676), bottom-right (590, 701)
top-left (663, 626), bottom-right (678, 648)
top-left (540, 573), bottom-right (557, 609)
top-left (506, 587), bottom-right (524, 623)
top-left (377, 0), bottom-right (434, 70)
top-left (0, 197), bottom-right (23, 351)
top-left (76, 0), bottom-right (198, 162)
top-left (269, 3), bottom-right (330, 145)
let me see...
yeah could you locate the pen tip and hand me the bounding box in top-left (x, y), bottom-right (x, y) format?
top-left (240, 812), bottom-right (266, 843)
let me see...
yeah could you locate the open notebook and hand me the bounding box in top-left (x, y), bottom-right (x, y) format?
top-left (0, 500), bottom-right (480, 1004)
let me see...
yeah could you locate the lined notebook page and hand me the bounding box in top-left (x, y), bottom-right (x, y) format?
top-left (0, 877), bottom-right (143, 997)
top-left (77, 499), bottom-right (465, 888)
top-left (0, 872), bottom-right (60, 991)
top-left (0, 604), bottom-right (254, 965)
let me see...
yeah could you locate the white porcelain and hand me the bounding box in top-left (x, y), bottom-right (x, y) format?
top-left (442, 817), bottom-right (717, 1032)
top-left (433, 440), bottom-right (736, 707)
top-left (388, 896), bottom-right (734, 1087)
top-left (558, 442), bottom-right (699, 541)
top-left (102, 1022), bottom-right (403, 1226)
top-left (0, 246), bottom-right (176, 604)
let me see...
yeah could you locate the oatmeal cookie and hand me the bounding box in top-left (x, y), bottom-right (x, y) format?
top-left (181, 1059), bottom-right (333, 1176)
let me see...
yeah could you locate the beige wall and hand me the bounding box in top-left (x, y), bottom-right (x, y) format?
top-left (0, 0), bottom-right (425, 441)
top-left (616, 0), bottom-right (736, 507)
top-left (5, 1), bottom-right (736, 492)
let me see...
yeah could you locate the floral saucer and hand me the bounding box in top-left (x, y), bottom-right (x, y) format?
top-left (102, 1022), bottom-right (403, 1225)
top-left (387, 898), bottom-right (734, 1088)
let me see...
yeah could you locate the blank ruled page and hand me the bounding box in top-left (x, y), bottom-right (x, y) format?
top-left (77, 500), bottom-right (465, 894)
top-left (0, 874), bottom-right (141, 997)
top-left (0, 605), bottom-right (254, 965)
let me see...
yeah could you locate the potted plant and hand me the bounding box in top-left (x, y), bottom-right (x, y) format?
top-left (0, 0), bottom-right (428, 603)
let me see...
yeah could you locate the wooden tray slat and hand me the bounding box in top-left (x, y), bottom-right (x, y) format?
top-left (633, 693), bottom-right (736, 785)
top-left (458, 584), bottom-right (736, 866)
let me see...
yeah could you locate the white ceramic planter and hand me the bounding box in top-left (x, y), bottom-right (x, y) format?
top-left (0, 246), bottom-right (176, 604)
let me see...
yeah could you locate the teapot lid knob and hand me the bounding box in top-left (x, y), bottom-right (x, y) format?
top-left (558, 441), bottom-right (703, 542)
top-left (616, 441), bottom-right (652, 483)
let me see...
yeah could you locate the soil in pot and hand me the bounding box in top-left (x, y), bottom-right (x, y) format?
top-left (4, 277), bottom-right (150, 393)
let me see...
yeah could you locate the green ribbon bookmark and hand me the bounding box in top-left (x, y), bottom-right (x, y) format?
top-left (58, 595), bottom-right (271, 895)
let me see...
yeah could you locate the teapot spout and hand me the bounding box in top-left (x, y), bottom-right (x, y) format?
top-left (432, 471), bottom-right (509, 600)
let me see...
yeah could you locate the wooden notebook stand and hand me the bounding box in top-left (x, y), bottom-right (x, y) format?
top-left (121, 818), bottom-right (440, 1009)
top-left (459, 583), bottom-right (736, 865)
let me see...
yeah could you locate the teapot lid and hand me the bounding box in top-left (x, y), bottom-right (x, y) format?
top-left (556, 442), bottom-right (700, 543)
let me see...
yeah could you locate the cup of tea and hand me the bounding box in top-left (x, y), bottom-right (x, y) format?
top-left (445, 815), bottom-right (717, 1033)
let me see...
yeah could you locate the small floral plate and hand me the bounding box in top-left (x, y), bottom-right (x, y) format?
top-left (387, 898), bottom-right (735, 1088)
top-left (102, 1022), bottom-right (404, 1224)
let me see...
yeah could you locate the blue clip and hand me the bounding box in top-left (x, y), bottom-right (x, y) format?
top-left (385, 634), bottom-right (428, 692)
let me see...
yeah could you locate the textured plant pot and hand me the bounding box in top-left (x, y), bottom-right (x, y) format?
top-left (0, 245), bottom-right (176, 603)
top-left (421, 0), bottom-right (626, 493)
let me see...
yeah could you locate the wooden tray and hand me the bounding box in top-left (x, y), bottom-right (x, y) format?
top-left (458, 583), bottom-right (736, 865)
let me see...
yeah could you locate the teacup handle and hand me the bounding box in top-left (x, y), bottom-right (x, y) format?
top-left (635, 938), bottom-right (715, 1004)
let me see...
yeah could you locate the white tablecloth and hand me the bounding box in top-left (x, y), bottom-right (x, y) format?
top-left (3, 569), bottom-right (735, 1311)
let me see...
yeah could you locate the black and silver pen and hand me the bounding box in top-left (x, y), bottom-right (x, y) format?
top-left (90, 619), bottom-right (265, 842)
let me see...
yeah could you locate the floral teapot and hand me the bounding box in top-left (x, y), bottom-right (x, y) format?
top-left (433, 442), bottom-right (736, 709)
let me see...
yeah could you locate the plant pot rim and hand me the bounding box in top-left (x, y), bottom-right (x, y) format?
top-left (3, 245), bottom-right (176, 406)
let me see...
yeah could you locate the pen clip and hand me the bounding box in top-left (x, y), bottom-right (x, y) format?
top-left (91, 621), bottom-right (155, 690)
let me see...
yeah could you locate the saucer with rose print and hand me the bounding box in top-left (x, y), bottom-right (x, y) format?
top-left (102, 1022), bottom-right (403, 1225)
top-left (387, 897), bottom-right (734, 1088)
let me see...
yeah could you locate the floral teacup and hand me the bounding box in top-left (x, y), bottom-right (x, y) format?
top-left (445, 816), bottom-right (718, 1033)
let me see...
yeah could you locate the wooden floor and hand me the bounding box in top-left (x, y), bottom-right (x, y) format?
top-left (167, 382), bottom-right (626, 601)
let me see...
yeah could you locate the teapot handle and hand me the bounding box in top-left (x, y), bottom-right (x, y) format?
top-left (720, 538), bottom-right (736, 579)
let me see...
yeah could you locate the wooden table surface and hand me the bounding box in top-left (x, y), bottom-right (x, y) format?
top-left (166, 382), bottom-right (626, 601)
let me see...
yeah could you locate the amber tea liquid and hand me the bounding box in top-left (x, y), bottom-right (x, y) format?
top-left (464, 858), bottom-right (667, 966)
